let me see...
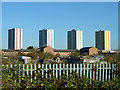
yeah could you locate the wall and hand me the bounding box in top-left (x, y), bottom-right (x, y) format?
top-left (54, 52), bottom-right (71, 56)
top-left (44, 46), bottom-right (54, 53)
top-left (89, 47), bottom-right (98, 55)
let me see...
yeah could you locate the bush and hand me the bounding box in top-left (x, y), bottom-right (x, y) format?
top-left (55, 53), bottom-right (61, 57)
top-left (69, 52), bottom-right (80, 57)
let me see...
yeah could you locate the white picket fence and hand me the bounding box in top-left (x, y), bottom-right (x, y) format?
top-left (2, 63), bottom-right (118, 83)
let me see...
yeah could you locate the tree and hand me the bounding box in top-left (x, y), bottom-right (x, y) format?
top-left (27, 46), bottom-right (35, 50)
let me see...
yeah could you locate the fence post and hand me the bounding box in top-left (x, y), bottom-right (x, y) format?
top-left (27, 64), bottom-right (29, 77)
top-left (30, 63), bottom-right (32, 82)
top-left (34, 63), bottom-right (36, 80)
top-left (56, 64), bottom-right (58, 78)
top-left (114, 64), bottom-right (116, 79)
top-left (80, 64), bottom-right (82, 77)
top-left (87, 64), bottom-right (89, 78)
top-left (42, 64), bottom-right (44, 78)
top-left (53, 64), bottom-right (54, 76)
top-left (10, 64), bottom-right (13, 85)
top-left (117, 63), bottom-right (119, 78)
top-left (6, 64), bottom-right (8, 69)
top-left (10, 64), bottom-right (12, 68)
top-left (38, 64), bottom-right (40, 69)
top-left (73, 64), bottom-right (75, 72)
top-left (83, 64), bottom-right (85, 76)
top-left (67, 64), bottom-right (68, 79)
top-left (96, 63), bottom-right (98, 81)
top-left (70, 64), bottom-right (72, 76)
top-left (59, 64), bottom-right (61, 77)
top-left (46, 64), bottom-right (47, 78)
top-left (108, 63), bottom-right (111, 81)
top-left (63, 64), bottom-right (65, 75)
top-left (38, 64), bottom-right (41, 80)
top-left (106, 63), bottom-right (107, 81)
top-left (14, 64), bottom-right (17, 86)
top-left (99, 64), bottom-right (101, 81)
top-left (49, 64), bottom-right (51, 79)
top-left (23, 64), bottom-right (25, 77)
top-left (19, 64), bottom-right (21, 84)
top-left (77, 64), bottom-right (79, 76)
top-left (93, 64), bottom-right (95, 80)
top-left (90, 64), bottom-right (92, 79)
top-left (102, 63), bottom-right (104, 81)
top-left (112, 63), bottom-right (113, 79)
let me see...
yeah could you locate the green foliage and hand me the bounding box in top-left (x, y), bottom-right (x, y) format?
top-left (2, 55), bottom-right (19, 64)
top-left (44, 52), bottom-right (54, 59)
top-left (27, 46), bottom-right (35, 50)
top-left (27, 52), bottom-right (37, 59)
top-left (102, 53), bottom-right (120, 88)
top-left (69, 52), bottom-right (80, 57)
top-left (103, 53), bottom-right (120, 63)
top-left (17, 52), bottom-right (26, 56)
top-left (98, 50), bottom-right (102, 55)
top-left (55, 53), bottom-right (61, 57)
top-left (37, 51), bottom-right (44, 59)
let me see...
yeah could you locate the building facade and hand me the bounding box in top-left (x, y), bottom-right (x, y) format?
top-left (39, 29), bottom-right (54, 48)
top-left (80, 47), bottom-right (98, 56)
top-left (95, 30), bottom-right (111, 51)
top-left (8, 28), bottom-right (22, 49)
top-left (68, 29), bottom-right (83, 50)
top-left (37, 46), bottom-right (76, 56)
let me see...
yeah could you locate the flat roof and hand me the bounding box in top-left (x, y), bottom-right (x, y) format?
top-left (54, 49), bottom-right (76, 52)
top-left (2, 49), bottom-right (34, 52)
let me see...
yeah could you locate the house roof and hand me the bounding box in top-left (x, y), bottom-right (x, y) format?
top-left (81, 47), bottom-right (93, 49)
top-left (80, 47), bottom-right (94, 52)
top-left (54, 49), bottom-right (76, 52)
top-left (2, 49), bottom-right (34, 52)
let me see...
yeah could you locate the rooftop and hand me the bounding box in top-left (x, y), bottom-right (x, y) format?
top-left (54, 49), bottom-right (76, 52)
top-left (2, 49), bottom-right (34, 52)
top-left (81, 47), bottom-right (94, 49)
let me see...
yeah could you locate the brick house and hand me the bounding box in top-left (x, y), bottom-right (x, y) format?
top-left (80, 47), bottom-right (98, 56)
top-left (37, 46), bottom-right (76, 56)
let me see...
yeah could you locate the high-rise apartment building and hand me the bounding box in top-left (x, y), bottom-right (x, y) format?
top-left (8, 28), bottom-right (22, 49)
top-left (39, 29), bottom-right (54, 48)
top-left (67, 29), bottom-right (83, 50)
top-left (95, 30), bottom-right (111, 51)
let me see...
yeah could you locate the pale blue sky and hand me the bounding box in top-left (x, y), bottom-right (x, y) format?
top-left (1, 0), bottom-right (120, 2)
top-left (2, 2), bottom-right (118, 50)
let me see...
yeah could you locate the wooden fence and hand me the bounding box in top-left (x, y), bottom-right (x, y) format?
top-left (2, 63), bottom-right (118, 83)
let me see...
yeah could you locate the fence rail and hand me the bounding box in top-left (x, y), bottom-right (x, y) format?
top-left (2, 63), bottom-right (118, 83)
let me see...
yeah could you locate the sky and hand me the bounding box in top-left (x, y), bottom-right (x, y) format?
top-left (1, 0), bottom-right (120, 2)
top-left (2, 2), bottom-right (118, 50)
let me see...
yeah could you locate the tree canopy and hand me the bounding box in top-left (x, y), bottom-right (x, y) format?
top-left (27, 46), bottom-right (35, 50)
